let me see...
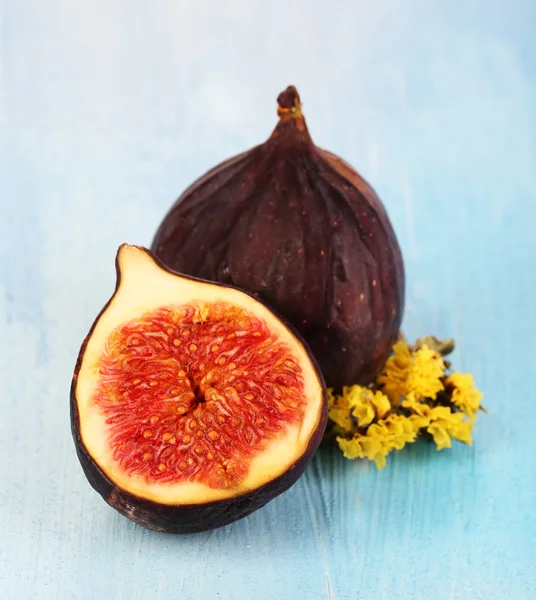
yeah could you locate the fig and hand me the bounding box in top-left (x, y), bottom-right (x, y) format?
top-left (152, 86), bottom-right (405, 388)
top-left (71, 245), bottom-right (327, 533)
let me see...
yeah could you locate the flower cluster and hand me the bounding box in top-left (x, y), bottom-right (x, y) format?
top-left (327, 338), bottom-right (483, 469)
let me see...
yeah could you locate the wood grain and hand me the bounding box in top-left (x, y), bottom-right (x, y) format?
top-left (1, 1), bottom-right (535, 598)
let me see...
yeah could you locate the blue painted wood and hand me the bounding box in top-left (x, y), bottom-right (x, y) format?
top-left (1, 1), bottom-right (535, 598)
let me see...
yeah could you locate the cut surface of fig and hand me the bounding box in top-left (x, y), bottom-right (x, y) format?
top-left (72, 245), bottom-right (326, 532)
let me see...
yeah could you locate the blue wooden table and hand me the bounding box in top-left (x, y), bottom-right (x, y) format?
top-left (1, 1), bottom-right (535, 598)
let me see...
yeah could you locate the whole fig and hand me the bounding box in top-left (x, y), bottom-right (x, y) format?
top-left (152, 86), bottom-right (404, 388)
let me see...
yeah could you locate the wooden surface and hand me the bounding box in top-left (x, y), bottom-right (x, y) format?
top-left (1, 1), bottom-right (535, 598)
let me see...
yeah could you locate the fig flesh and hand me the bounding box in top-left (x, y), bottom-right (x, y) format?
top-left (71, 245), bottom-right (327, 533)
top-left (152, 86), bottom-right (405, 389)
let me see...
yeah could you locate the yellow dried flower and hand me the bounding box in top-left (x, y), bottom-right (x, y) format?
top-left (337, 435), bottom-right (384, 463)
top-left (327, 335), bottom-right (483, 469)
top-left (403, 393), bottom-right (473, 450)
top-left (407, 346), bottom-right (445, 400)
top-left (328, 385), bottom-right (392, 430)
top-left (345, 386), bottom-right (391, 427)
top-left (376, 341), bottom-right (412, 403)
top-left (327, 388), bottom-right (353, 433)
top-left (379, 413), bottom-right (421, 450)
top-left (336, 413), bottom-right (420, 469)
top-left (377, 341), bottom-right (444, 402)
top-left (428, 414), bottom-right (473, 450)
top-left (402, 392), bottom-right (432, 426)
top-left (446, 373), bottom-right (483, 420)
top-left (365, 389), bottom-right (392, 420)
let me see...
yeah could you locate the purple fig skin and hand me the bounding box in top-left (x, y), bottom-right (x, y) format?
top-left (152, 86), bottom-right (405, 389)
top-left (71, 246), bottom-right (327, 534)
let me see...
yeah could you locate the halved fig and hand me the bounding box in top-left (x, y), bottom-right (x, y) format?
top-left (71, 245), bottom-right (327, 533)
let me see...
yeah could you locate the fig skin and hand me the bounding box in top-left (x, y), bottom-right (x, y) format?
top-left (152, 86), bottom-right (405, 389)
top-left (71, 246), bottom-right (327, 533)
top-left (72, 398), bottom-right (325, 533)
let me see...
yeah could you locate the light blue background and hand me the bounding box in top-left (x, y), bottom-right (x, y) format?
top-left (1, 1), bottom-right (535, 599)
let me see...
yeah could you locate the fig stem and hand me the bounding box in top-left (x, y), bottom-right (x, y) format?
top-left (277, 85), bottom-right (302, 117)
